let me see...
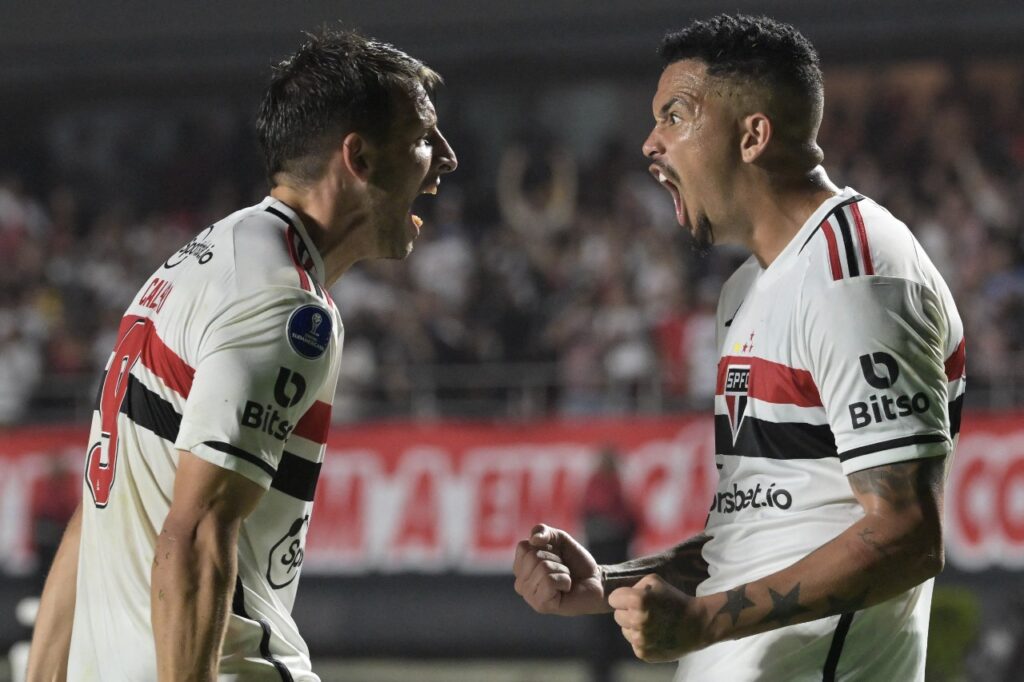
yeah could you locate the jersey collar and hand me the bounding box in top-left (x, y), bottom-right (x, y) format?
top-left (773, 187), bottom-right (860, 269)
top-left (260, 197), bottom-right (327, 286)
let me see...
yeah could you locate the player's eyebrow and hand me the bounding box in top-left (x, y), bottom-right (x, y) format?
top-left (658, 97), bottom-right (682, 118)
top-left (657, 93), bottom-right (697, 119)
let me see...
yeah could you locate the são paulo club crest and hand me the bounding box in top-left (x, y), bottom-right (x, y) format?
top-left (724, 364), bottom-right (751, 443)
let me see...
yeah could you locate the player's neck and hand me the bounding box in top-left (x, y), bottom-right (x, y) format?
top-left (270, 184), bottom-right (370, 286)
top-left (744, 167), bottom-right (840, 269)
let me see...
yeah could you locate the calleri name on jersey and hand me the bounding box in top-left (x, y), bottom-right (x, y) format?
top-left (68, 198), bottom-right (342, 682)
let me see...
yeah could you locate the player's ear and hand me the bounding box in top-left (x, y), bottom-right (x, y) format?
top-left (340, 132), bottom-right (371, 184)
top-left (740, 113), bottom-right (772, 164)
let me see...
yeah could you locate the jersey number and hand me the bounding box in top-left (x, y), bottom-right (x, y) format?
top-left (86, 320), bottom-right (147, 507)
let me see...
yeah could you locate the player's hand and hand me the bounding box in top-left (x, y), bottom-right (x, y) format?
top-left (609, 574), bottom-right (712, 663)
top-left (512, 524), bottom-right (606, 616)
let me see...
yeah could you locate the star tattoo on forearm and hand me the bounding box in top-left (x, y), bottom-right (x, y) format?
top-left (714, 584), bottom-right (756, 626)
top-left (759, 583), bottom-right (810, 626)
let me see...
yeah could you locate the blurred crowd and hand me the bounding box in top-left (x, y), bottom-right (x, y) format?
top-left (1, 62), bottom-right (1022, 424)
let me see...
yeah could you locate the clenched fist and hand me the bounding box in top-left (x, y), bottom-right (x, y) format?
top-left (609, 573), bottom-right (713, 662)
top-left (512, 524), bottom-right (608, 616)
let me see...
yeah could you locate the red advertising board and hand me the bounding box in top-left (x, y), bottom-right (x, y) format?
top-left (0, 413), bottom-right (1019, 574)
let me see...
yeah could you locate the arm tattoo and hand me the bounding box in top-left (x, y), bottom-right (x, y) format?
top-left (758, 584), bottom-right (810, 626)
top-left (848, 457), bottom-right (944, 512)
top-left (714, 584), bottom-right (755, 625)
top-left (848, 457), bottom-right (945, 559)
top-left (857, 527), bottom-right (891, 557)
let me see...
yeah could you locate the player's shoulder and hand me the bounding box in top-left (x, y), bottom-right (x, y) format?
top-left (799, 189), bottom-right (940, 289)
top-left (223, 198), bottom-right (333, 303)
top-left (846, 194), bottom-right (933, 281)
top-left (225, 199), bottom-right (299, 285)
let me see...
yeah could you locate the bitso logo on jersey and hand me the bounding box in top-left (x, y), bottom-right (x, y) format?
top-left (287, 305), bottom-right (332, 359)
top-left (849, 350), bottom-right (930, 429)
top-left (274, 367), bottom-right (307, 407)
top-left (725, 364), bottom-right (751, 443)
top-left (859, 351), bottom-right (900, 389)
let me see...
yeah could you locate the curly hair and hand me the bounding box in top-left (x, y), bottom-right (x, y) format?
top-left (660, 14), bottom-right (822, 108)
top-left (256, 28), bottom-right (441, 186)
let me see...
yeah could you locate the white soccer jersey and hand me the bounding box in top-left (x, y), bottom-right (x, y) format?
top-left (676, 188), bottom-right (965, 681)
top-left (68, 198), bottom-right (343, 681)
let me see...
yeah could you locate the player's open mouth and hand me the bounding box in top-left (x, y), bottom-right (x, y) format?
top-left (649, 164), bottom-right (686, 227)
top-left (410, 179), bottom-right (441, 235)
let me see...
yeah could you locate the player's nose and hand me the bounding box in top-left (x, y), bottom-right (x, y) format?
top-left (642, 127), bottom-right (664, 159)
top-left (435, 130), bottom-right (458, 174)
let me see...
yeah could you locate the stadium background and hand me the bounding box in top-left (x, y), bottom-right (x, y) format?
top-left (2, 1), bottom-right (1023, 680)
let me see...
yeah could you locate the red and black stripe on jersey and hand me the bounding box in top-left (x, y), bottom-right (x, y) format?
top-left (716, 341), bottom-right (966, 462)
top-left (265, 205), bottom-right (333, 305)
top-left (715, 355), bottom-right (837, 460)
top-left (946, 338), bottom-right (966, 438)
top-left (93, 315), bottom-right (329, 502)
top-left (799, 195), bottom-right (875, 281)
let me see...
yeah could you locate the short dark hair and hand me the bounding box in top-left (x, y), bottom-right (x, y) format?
top-left (659, 14), bottom-right (822, 107)
top-left (256, 28), bottom-right (442, 186)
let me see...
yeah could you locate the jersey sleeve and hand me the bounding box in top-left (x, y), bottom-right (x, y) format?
top-left (801, 276), bottom-right (951, 475)
top-left (174, 287), bottom-right (337, 488)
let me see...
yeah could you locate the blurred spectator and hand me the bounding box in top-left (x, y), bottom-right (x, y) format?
top-left (0, 322), bottom-right (43, 425)
top-left (1, 61), bottom-right (1022, 420)
top-left (580, 446), bottom-right (638, 682)
top-left (654, 281), bottom-right (719, 409)
top-left (497, 142), bottom-right (577, 241)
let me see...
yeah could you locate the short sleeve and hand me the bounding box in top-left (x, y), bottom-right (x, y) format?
top-left (802, 276), bottom-right (951, 475)
top-left (174, 287), bottom-right (338, 488)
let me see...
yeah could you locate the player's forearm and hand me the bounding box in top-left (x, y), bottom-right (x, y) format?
top-left (702, 510), bottom-right (942, 644)
top-left (602, 534), bottom-right (710, 598)
top-left (151, 521), bottom-right (237, 682)
top-left (27, 504), bottom-right (82, 682)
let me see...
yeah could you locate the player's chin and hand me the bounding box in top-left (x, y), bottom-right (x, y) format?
top-left (375, 221), bottom-right (417, 260)
top-left (382, 236), bottom-right (415, 261)
top-left (377, 245), bottom-right (414, 261)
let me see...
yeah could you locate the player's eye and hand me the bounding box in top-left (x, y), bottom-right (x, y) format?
top-left (669, 112), bottom-right (682, 124)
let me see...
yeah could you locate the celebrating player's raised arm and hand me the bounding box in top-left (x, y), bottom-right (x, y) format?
top-left (513, 525), bottom-right (605, 616)
top-left (513, 525), bottom-right (709, 615)
top-left (608, 455), bottom-right (946, 661)
top-left (26, 504), bottom-right (82, 682)
top-left (518, 15), bottom-right (962, 679)
top-left (151, 451), bottom-right (264, 681)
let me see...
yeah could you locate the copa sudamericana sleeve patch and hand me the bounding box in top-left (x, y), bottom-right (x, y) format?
top-left (286, 304), bottom-right (332, 359)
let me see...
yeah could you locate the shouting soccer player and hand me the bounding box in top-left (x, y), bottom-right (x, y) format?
top-left (513, 14), bottom-right (963, 681)
top-left (28, 29), bottom-right (456, 681)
